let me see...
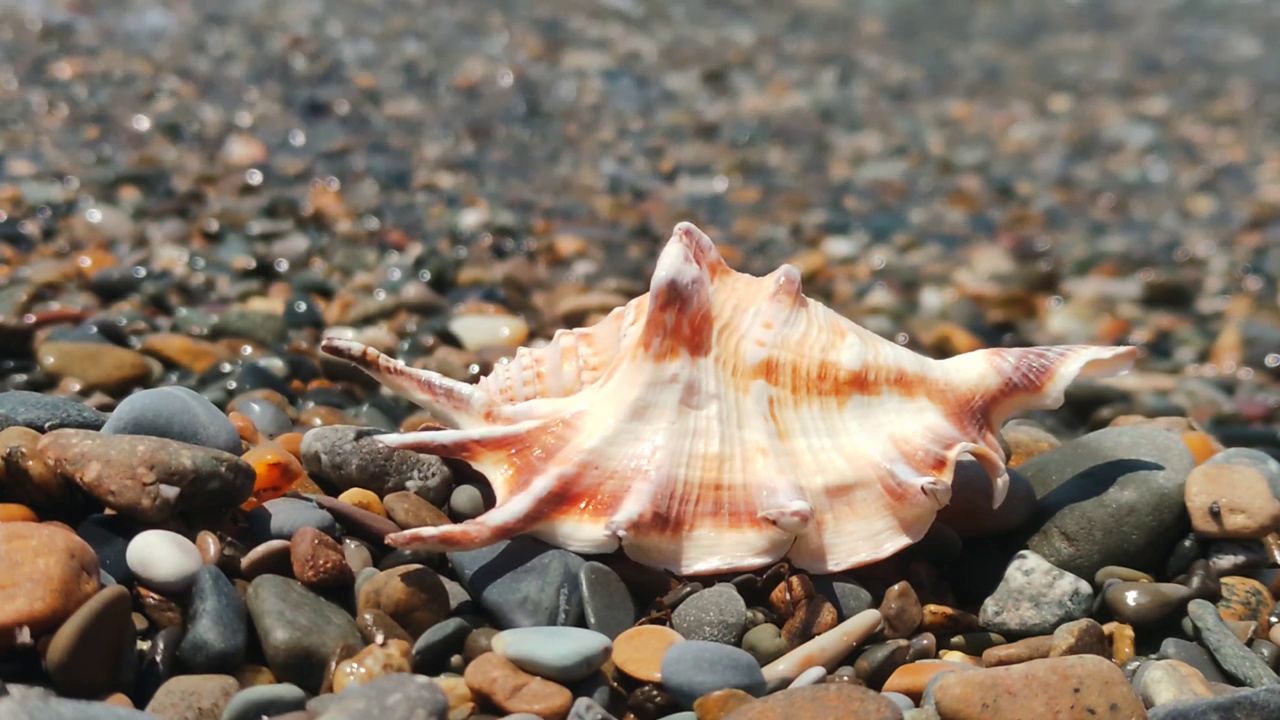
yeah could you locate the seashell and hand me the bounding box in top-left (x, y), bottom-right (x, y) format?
top-left (320, 222), bottom-right (1137, 575)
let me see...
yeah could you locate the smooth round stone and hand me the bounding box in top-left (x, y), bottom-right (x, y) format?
top-left (76, 515), bottom-right (135, 585)
top-left (492, 627), bottom-right (613, 683)
top-left (248, 497), bottom-right (338, 542)
top-left (220, 683), bottom-right (307, 720)
top-left (1158, 638), bottom-right (1229, 684)
top-left (578, 561), bottom-right (636, 640)
top-left (178, 566), bottom-right (247, 674)
top-left (299, 425), bottom-right (454, 506)
top-left (125, 529), bottom-right (203, 594)
top-left (741, 623), bottom-right (787, 666)
top-left (934, 460), bottom-right (1036, 537)
top-left (671, 585), bottom-right (747, 645)
top-left (383, 491), bottom-right (451, 530)
top-left (449, 484), bottom-right (487, 520)
top-left (812, 576), bottom-right (875, 620)
top-left (660, 640), bottom-right (766, 708)
top-left (102, 386), bottom-right (243, 455)
top-left (240, 539), bottom-right (293, 579)
top-left (1103, 582), bottom-right (1192, 625)
top-left (45, 585), bottom-right (134, 697)
top-left (613, 625), bottom-right (685, 683)
top-left (0, 390), bottom-right (107, 432)
top-left (1094, 566), bottom-right (1155, 587)
top-left (233, 398), bottom-right (294, 439)
top-left (978, 550), bottom-right (1094, 636)
top-left (412, 617), bottom-right (472, 674)
top-left (447, 537), bottom-right (585, 629)
top-left (1205, 448), bottom-right (1280, 498)
top-left (245, 575), bottom-right (362, 693)
top-left (1185, 465), bottom-right (1280, 539)
top-left (0, 696), bottom-right (158, 719)
top-left (144, 674), bottom-right (239, 720)
top-left (704, 682), bottom-right (902, 720)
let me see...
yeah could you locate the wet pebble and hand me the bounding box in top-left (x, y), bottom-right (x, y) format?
top-left (412, 616), bottom-right (472, 674)
top-left (101, 385), bottom-right (242, 455)
top-left (220, 683), bottom-right (308, 720)
top-left (177, 565), bottom-right (247, 675)
top-left (125, 529), bottom-right (203, 594)
top-left (1103, 581), bottom-right (1192, 625)
top-left (578, 561), bottom-right (636, 640)
top-left (233, 398), bottom-right (295, 439)
top-left (660, 640), bottom-right (766, 708)
top-left (357, 565), bottom-right (450, 638)
top-left (492, 626), bottom-right (613, 683)
top-left (248, 497), bottom-right (339, 541)
top-left (246, 575), bottom-right (362, 693)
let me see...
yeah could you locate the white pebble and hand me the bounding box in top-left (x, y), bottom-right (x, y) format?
top-left (447, 313), bottom-right (529, 351)
top-left (788, 665), bottom-right (828, 688)
top-left (126, 529), bottom-right (203, 593)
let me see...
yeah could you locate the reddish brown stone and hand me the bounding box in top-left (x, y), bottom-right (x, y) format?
top-left (0, 522), bottom-right (100, 646)
top-left (932, 655), bottom-right (1147, 720)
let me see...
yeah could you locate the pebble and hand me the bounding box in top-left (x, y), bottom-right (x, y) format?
top-left (336, 487), bottom-right (386, 517)
top-left (44, 585), bottom-right (133, 697)
top-left (448, 537), bottom-right (585, 628)
top-left (240, 539), bottom-right (293, 579)
top-left (449, 484), bottom-right (487, 519)
top-left (1137, 659), bottom-right (1215, 707)
top-left (934, 460), bottom-right (1036, 537)
top-left (1204, 448), bottom-right (1280, 499)
top-left (1094, 566), bottom-right (1156, 586)
top-left (220, 683), bottom-right (308, 720)
top-left (246, 575), bottom-right (363, 693)
top-left (761, 609), bottom-right (882, 685)
top-left (982, 635), bottom-right (1052, 667)
top-left (671, 585), bottom-right (748, 646)
top-left (248, 497), bottom-right (339, 541)
top-left (978, 550), bottom-right (1094, 636)
top-left (232, 398), bottom-right (295, 439)
top-left (0, 391), bottom-right (108, 432)
top-left (1017, 426), bottom-right (1195, 579)
top-left (1186, 598), bottom-right (1280, 688)
top-left (382, 491), bottom-right (451, 529)
top-left (919, 605), bottom-right (980, 635)
top-left (880, 582), bottom-right (923, 639)
top-left (1050, 618), bottom-right (1108, 657)
top-left (1216, 576), bottom-right (1274, 626)
top-left (1103, 582), bottom-right (1192, 625)
top-left (101, 386), bottom-right (243, 455)
top-left (0, 522), bottom-right (100, 642)
top-left (177, 566), bottom-right (247, 675)
top-left (0, 696), bottom-right (159, 719)
top-left (39, 429), bottom-right (255, 522)
top-left (717, 683), bottom-right (904, 720)
top-left (0, 426), bottom-right (67, 507)
top-left (854, 640), bottom-right (911, 688)
top-left (412, 616), bottom-right (472, 674)
top-left (144, 674), bottom-right (239, 720)
top-left (930, 655), bottom-right (1145, 719)
top-left (613, 625), bottom-right (685, 683)
top-left (311, 673), bottom-right (449, 720)
top-left (36, 341), bottom-right (153, 395)
top-left (291, 526), bottom-right (355, 587)
top-left (1185, 464), bottom-right (1280, 539)
top-left (692, 688), bottom-right (755, 719)
top-left (126, 529), bottom-right (204, 593)
top-left (882, 661), bottom-right (977, 703)
top-left (741, 623), bottom-right (788, 666)
top-left (464, 652), bottom-right (573, 720)
top-left (578, 561), bottom-right (636, 640)
top-left (1146, 685), bottom-right (1280, 720)
top-left (301, 425), bottom-right (454, 506)
top-left (357, 564), bottom-right (451, 637)
top-left (492, 627), bottom-right (613, 683)
top-left (331, 639), bottom-right (413, 693)
top-left (1157, 638), bottom-right (1229, 684)
top-left (811, 576), bottom-right (875, 621)
top-left (661, 640), bottom-right (766, 708)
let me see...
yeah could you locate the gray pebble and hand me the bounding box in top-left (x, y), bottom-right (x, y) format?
top-left (492, 626), bottom-right (612, 683)
top-left (220, 683), bottom-right (307, 720)
top-left (178, 566), bottom-right (247, 675)
top-left (1205, 448), bottom-right (1280, 499)
top-left (0, 390), bottom-right (107, 432)
top-left (1186, 598), bottom-right (1280, 688)
top-left (449, 484), bottom-right (486, 520)
top-left (0, 696), bottom-right (159, 719)
top-left (660, 640), bottom-right (766, 708)
top-left (301, 425), bottom-right (454, 506)
top-left (578, 561), bottom-right (636, 640)
top-left (311, 673), bottom-right (447, 720)
top-left (103, 385), bottom-right (242, 455)
top-left (448, 537), bottom-right (584, 628)
top-left (568, 696), bottom-right (619, 720)
top-left (412, 617), bottom-right (472, 674)
top-left (1148, 685), bottom-right (1280, 720)
top-left (247, 497), bottom-right (338, 542)
top-left (246, 575), bottom-right (362, 693)
top-left (671, 585), bottom-right (747, 645)
top-left (233, 398), bottom-right (294, 438)
top-left (979, 550), bottom-right (1093, 636)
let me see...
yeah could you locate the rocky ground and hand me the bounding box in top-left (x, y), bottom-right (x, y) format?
top-left (3, 0), bottom-right (1280, 719)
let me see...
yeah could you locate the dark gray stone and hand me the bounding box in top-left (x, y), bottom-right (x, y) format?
top-left (1157, 637), bottom-right (1229, 684)
top-left (448, 537), bottom-right (584, 628)
top-left (300, 425), bottom-right (454, 506)
top-left (76, 514), bottom-right (135, 585)
top-left (220, 683), bottom-right (307, 720)
top-left (1186, 598), bottom-right (1280, 688)
top-left (412, 616), bottom-right (472, 674)
top-left (1148, 685), bottom-right (1280, 720)
top-left (670, 585), bottom-right (747, 645)
top-left (232, 397), bottom-right (293, 439)
top-left (979, 550), bottom-right (1093, 636)
top-left (569, 696), bottom-right (619, 720)
top-left (579, 561), bottom-right (636, 640)
top-left (660, 640), bottom-right (766, 708)
top-left (812, 576), bottom-right (876, 620)
top-left (0, 390), bottom-right (107, 432)
top-left (102, 385), bottom-right (242, 455)
top-left (178, 566), bottom-right (247, 674)
top-left (310, 673), bottom-right (448, 720)
top-left (1017, 426), bottom-right (1194, 579)
top-left (0, 696), bottom-right (161, 719)
top-left (246, 575), bottom-right (362, 693)
top-left (247, 497), bottom-right (338, 541)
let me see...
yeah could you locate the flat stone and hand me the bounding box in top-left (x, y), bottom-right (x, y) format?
top-left (1185, 464), bottom-right (1280, 539)
top-left (0, 522), bottom-right (100, 644)
top-left (881, 661), bottom-right (977, 703)
top-left (492, 626), bottom-right (613, 683)
top-left (719, 683), bottom-right (903, 720)
top-left (578, 561), bottom-right (636, 640)
top-left (382, 491), bottom-right (451, 530)
top-left (0, 391), bottom-right (107, 432)
top-left (144, 674), bottom-right (239, 720)
top-left (671, 585), bottom-right (747, 645)
top-left (613, 625), bottom-right (684, 683)
top-left (1148, 685), bottom-right (1280, 719)
top-left (39, 429), bottom-right (254, 522)
top-left (1137, 659), bottom-right (1215, 708)
top-left (1157, 638), bottom-right (1229, 684)
top-left (448, 537), bottom-right (584, 628)
top-left (245, 575), bottom-right (362, 693)
top-left (0, 696), bottom-right (159, 719)
top-left (126, 529), bottom-right (203, 594)
top-left (1050, 618), bottom-right (1108, 657)
top-left (308, 494), bottom-right (401, 544)
top-left (219, 683), bottom-right (307, 720)
top-left (1017, 426), bottom-right (1195, 579)
top-left (37, 341), bottom-right (153, 395)
top-left (356, 564), bottom-right (450, 637)
top-left (102, 386), bottom-right (242, 455)
top-left (930, 655), bottom-right (1145, 720)
top-left (412, 616), bottom-right (472, 674)
top-left (978, 550), bottom-right (1093, 636)
top-left (1186, 598), bottom-right (1280, 688)
top-left (301, 425), bottom-right (454, 506)
top-left (464, 653), bottom-right (572, 720)
top-left (247, 497), bottom-right (338, 541)
top-left (45, 585), bottom-right (134, 697)
top-left (1204, 448), bottom-right (1280, 499)
top-left (661, 640), bottom-right (766, 708)
top-left (1103, 582), bottom-right (1192, 625)
top-left (177, 566), bottom-right (247, 675)
top-left (761, 609), bottom-right (883, 685)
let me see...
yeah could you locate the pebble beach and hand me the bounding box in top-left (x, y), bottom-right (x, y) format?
top-left (3, 1), bottom-right (1280, 719)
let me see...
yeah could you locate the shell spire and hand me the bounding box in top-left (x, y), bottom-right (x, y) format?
top-left (321, 222), bottom-right (1138, 576)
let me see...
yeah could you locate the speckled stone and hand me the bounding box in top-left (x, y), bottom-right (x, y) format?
top-left (671, 585), bottom-right (747, 646)
top-left (979, 551), bottom-right (1093, 636)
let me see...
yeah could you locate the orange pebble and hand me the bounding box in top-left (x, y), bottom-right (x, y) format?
top-left (338, 488), bottom-right (386, 517)
top-left (612, 625), bottom-right (684, 683)
top-left (228, 411), bottom-right (261, 446)
top-left (239, 440), bottom-right (306, 509)
top-left (275, 432), bottom-right (305, 460)
top-left (0, 503), bottom-right (38, 522)
top-left (1182, 431), bottom-right (1224, 465)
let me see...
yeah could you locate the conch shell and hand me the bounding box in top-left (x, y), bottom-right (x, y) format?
top-left (321, 222), bottom-right (1136, 575)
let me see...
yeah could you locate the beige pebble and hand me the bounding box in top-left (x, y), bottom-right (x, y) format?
top-left (1185, 464), bottom-right (1280, 539)
top-left (612, 624), bottom-right (684, 683)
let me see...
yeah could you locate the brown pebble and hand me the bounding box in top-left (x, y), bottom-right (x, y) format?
top-left (384, 491), bottom-right (452, 529)
top-left (1050, 618), bottom-right (1108, 658)
top-left (465, 627), bottom-right (499, 662)
top-left (0, 522), bottom-right (100, 647)
top-left (768, 575), bottom-right (819, 615)
top-left (1002, 422), bottom-right (1062, 468)
top-left (919, 604), bottom-right (980, 635)
top-left (931, 655), bottom-right (1145, 720)
top-left (143, 673), bottom-right (240, 720)
top-left (337, 487), bottom-right (387, 517)
top-left (853, 639), bottom-right (910, 688)
top-left (982, 635), bottom-right (1053, 667)
top-left (694, 688), bottom-right (756, 720)
top-left (1217, 576), bottom-right (1274, 629)
top-left (433, 675), bottom-right (475, 719)
top-left (879, 581), bottom-right (922, 639)
top-left (881, 659), bottom-right (979, 702)
top-left (355, 609), bottom-right (414, 646)
top-left (719, 683), bottom-right (903, 720)
top-left (0, 503), bottom-right (38, 522)
top-left (139, 333), bottom-right (234, 374)
top-left (37, 340), bottom-right (152, 395)
top-left (136, 585), bottom-right (184, 630)
top-left (464, 652), bottom-right (573, 720)
top-left (195, 531), bottom-right (222, 566)
top-left (290, 526), bottom-right (354, 588)
top-left (782, 595), bottom-right (839, 648)
top-left (102, 692), bottom-right (134, 708)
top-left (331, 639), bottom-right (413, 694)
top-left (240, 539), bottom-right (293, 579)
top-left (45, 585), bottom-right (134, 697)
top-left (356, 564), bottom-right (450, 637)
top-left (1103, 622), bottom-right (1136, 665)
top-left (234, 665), bottom-right (276, 687)
top-left (1186, 464), bottom-right (1280, 539)
top-left (0, 426), bottom-right (67, 506)
top-left (613, 625), bottom-right (685, 683)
